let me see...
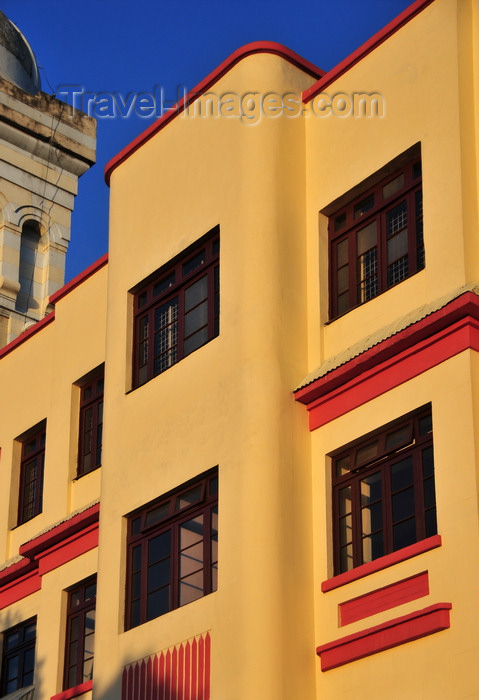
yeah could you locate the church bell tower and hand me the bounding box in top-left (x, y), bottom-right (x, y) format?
top-left (0, 11), bottom-right (96, 345)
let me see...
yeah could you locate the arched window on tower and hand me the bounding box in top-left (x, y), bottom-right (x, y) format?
top-left (15, 220), bottom-right (41, 315)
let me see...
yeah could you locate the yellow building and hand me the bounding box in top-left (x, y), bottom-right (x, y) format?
top-left (0, 0), bottom-right (478, 699)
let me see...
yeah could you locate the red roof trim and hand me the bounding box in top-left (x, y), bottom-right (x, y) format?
top-left (295, 292), bottom-right (479, 407)
top-left (104, 42), bottom-right (323, 186)
top-left (302, 0), bottom-right (435, 103)
top-left (19, 503), bottom-right (100, 560)
top-left (0, 311), bottom-right (55, 360)
top-left (50, 253), bottom-right (108, 305)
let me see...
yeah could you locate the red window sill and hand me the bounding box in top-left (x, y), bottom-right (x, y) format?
top-left (322, 535), bottom-right (442, 592)
top-left (51, 680), bottom-right (93, 700)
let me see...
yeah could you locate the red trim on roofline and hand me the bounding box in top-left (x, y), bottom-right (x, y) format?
top-left (50, 253), bottom-right (108, 305)
top-left (104, 42), bottom-right (324, 186)
top-left (0, 311), bottom-right (55, 360)
top-left (302, 0), bottom-right (435, 103)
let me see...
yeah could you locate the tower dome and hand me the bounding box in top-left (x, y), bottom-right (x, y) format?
top-left (0, 10), bottom-right (41, 94)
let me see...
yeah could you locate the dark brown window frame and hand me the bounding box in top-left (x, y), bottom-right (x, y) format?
top-left (77, 366), bottom-right (104, 477)
top-left (331, 405), bottom-right (437, 575)
top-left (328, 149), bottom-right (423, 319)
top-left (132, 227), bottom-right (219, 388)
top-left (63, 576), bottom-right (96, 690)
top-left (125, 468), bottom-right (218, 630)
top-left (18, 421), bottom-right (46, 525)
top-left (0, 617), bottom-right (36, 696)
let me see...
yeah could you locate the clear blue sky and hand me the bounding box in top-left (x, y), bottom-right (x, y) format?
top-left (3, 0), bottom-right (412, 281)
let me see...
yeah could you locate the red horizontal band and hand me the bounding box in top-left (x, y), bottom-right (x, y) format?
top-left (317, 602), bottom-right (451, 670)
top-left (339, 571), bottom-right (429, 626)
top-left (322, 535), bottom-right (441, 592)
top-left (20, 503), bottom-right (100, 560)
top-left (0, 568), bottom-right (41, 609)
top-left (51, 679), bottom-right (93, 700)
top-left (295, 293), bottom-right (479, 430)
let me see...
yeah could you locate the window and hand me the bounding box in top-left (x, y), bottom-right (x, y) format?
top-left (329, 149), bottom-right (423, 319)
top-left (332, 406), bottom-right (436, 575)
top-left (63, 577), bottom-right (96, 690)
top-left (132, 227), bottom-right (219, 387)
top-left (0, 617), bottom-right (36, 696)
top-left (77, 367), bottom-right (104, 477)
top-left (18, 422), bottom-right (46, 525)
top-left (126, 468), bottom-right (218, 630)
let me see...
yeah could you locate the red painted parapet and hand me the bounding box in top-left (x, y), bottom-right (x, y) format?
top-left (122, 632), bottom-right (211, 700)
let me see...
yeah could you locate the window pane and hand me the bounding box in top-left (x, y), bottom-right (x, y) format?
top-left (354, 193), bottom-right (374, 219)
top-left (382, 173), bottom-right (404, 199)
top-left (335, 455), bottom-right (350, 478)
top-left (357, 247), bottom-right (378, 303)
top-left (183, 249), bottom-right (206, 276)
top-left (360, 472), bottom-right (382, 505)
top-left (338, 486), bottom-right (352, 517)
top-left (148, 559), bottom-right (171, 590)
top-left (185, 276), bottom-right (208, 311)
top-left (393, 518), bottom-right (416, 550)
top-left (336, 238), bottom-right (348, 266)
top-left (334, 213), bottom-right (346, 232)
top-left (148, 532), bottom-right (171, 563)
top-left (357, 221), bottom-right (377, 255)
top-left (340, 544), bottom-right (353, 572)
top-left (179, 571), bottom-right (204, 606)
top-left (176, 485), bottom-right (202, 510)
top-left (386, 424), bottom-right (411, 451)
top-left (355, 440), bottom-right (378, 467)
top-left (392, 487), bottom-right (415, 522)
top-left (387, 228), bottom-right (408, 264)
top-left (337, 265), bottom-right (349, 294)
top-left (147, 586), bottom-right (170, 619)
top-left (362, 532), bottom-right (384, 563)
top-left (422, 445), bottom-right (434, 477)
top-left (184, 327), bottom-right (209, 356)
top-left (391, 456), bottom-right (414, 491)
top-left (185, 300), bottom-right (208, 336)
top-left (339, 514), bottom-right (352, 546)
top-left (145, 502), bottom-right (170, 527)
top-left (361, 501), bottom-right (382, 535)
top-left (153, 272), bottom-right (175, 297)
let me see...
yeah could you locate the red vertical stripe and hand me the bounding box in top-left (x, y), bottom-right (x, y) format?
top-left (177, 644), bottom-right (185, 700)
top-left (159, 651), bottom-right (166, 700)
top-left (198, 636), bottom-right (205, 700)
top-left (204, 633), bottom-right (211, 700)
top-left (171, 647), bottom-right (178, 699)
top-left (133, 662), bottom-right (140, 700)
top-left (165, 649), bottom-right (171, 700)
top-left (146, 656), bottom-right (153, 700)
top-left (122, 667), bottom-right (128, 700)
top-left (184, 640), bottom-right (191, 700)
top-left (191, 638), bottom-right (198, 700)
top-left (153, 654), bottom-right (159, 700)
top-left (140, 659), bottom-right (147, 700)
